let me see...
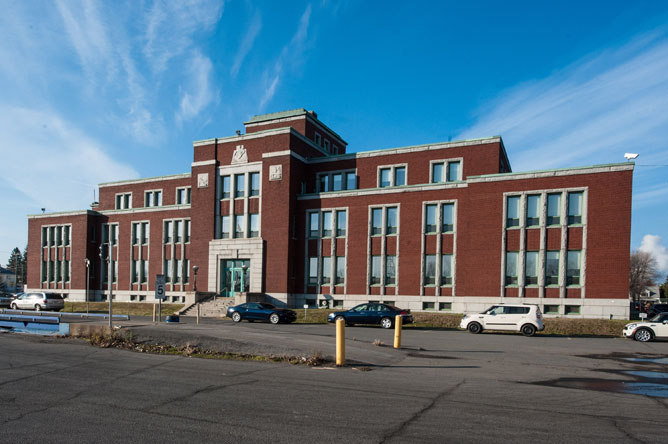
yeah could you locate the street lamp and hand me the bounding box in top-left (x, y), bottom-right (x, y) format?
top-left (193, 265), bottom-right (199, 292)
top-left (84, 258), bottom-right (90, 313)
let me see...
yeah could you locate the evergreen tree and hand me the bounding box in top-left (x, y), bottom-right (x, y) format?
top-left (7, 247), bottom-right (24, 291)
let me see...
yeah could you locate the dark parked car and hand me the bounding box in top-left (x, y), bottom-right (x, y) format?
top-left (327, 303), bottom-right (413, 329)
top-left (226, 302), bottom-right (297, 324)
top-left (0, 293), bottom-right (16, 308)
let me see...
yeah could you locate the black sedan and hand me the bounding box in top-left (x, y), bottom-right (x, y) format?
top-left (327, 303), bottom-right (413, 329)
top-left (0, 293), bottom-right (16, 308)
top-left (226, 302), bottom-right (297, 324)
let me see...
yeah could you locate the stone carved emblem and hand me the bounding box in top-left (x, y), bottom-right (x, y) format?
top-left (269, 164), bottom-right (282, 181)
top-left (231, 145), bottom-right (248, 164)
top-left (197, 173), bottom-right (209, 188)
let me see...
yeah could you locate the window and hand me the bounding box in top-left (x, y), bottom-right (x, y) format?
top-left (424, 255), bottom-right (436, 285)
top-left (371, 256), bottom-right (381, 285)
top-left (308, 257), bottom-right (318, 285)
top-left (175, 259), bottom-right (183, 283)
top-left (335, 256), bottom-right (345, 285)
top-left (49, 227), bottom-right (55, 246)
top-left (184, 259), bottom-right (190, 283)
top-left (505, 252), bottom-right (519, 285)
top-left (110, 225), bottom-right (118, 245)
top-left (250, 172), bottom-right (260, 196)
top-left (319, 175), bottom-right (328, 192)
top-left (506, 196), bottom-right (520, 227)
top-left (394, 167), bottom-right (406, 186)
top-left (567, 250), bottom-right (581, 286)
top-left (64, 226), bottom-right (71, 246)
top-left (56, 227), bottom-right (62, 246)
top-left (441, 254), bottom-right (452, 285)
top-left (164, 259), bottom-right (172, 283)
top-left (565, 305), bottom-right (580, 315)
top-left (442, 204), bottom-right (454, 232)
top-left (41, 261), bottom-right (47, 282)
top-left (322, 211), bottom-right (332, 237)
top-left (222, 176), bottom-right (231, 199)
top-left (371, 208), bottom-right (382, 235)
top-left (425, 204), bottom-right (437, 233)
top-left (318, 170), bottom-right (356, 192)
top-left (131, 260), bottom-right (138, 283)
top-left (49, 260), bottom-right (54, 282)
top-left (145, 190), bottom-right (162, 207)
top-left (439, 302), bottom-right (452, 311)
top-left (175, 220), bottom-right (182, 243)
top-left (249, 214), bottom-right (259, 238)
top-left (386, 207), bottom-right (398, 235)
top-left (547, 193), bottom-right (561, 225)
top-left (432, 163), bottom-right (444, 183)
top-left (141, 260), bottom-right (148, 284)
top-left (309, 212), bottom-right (319, 238)
top-left (176, 187), bottom-right (191, 204)
top-left (336, 211), bottom-right (347, 237)
top-left (422, 302), bottom-right (435, 310)
top-left (184, 220), bottom-right (190, 243)
top-left (526, 195), bottom-right (541, 227)
top-left (314, 132), bottom-right (321, 146)
top-left (447, 161), bottom-right (460, 181)
top-left (56, 260), bottom-right (61, 281)
top-left (322, 256), bottom-right (331, 285)
top-left (568, 192), bottom-right (583, 225)
top-left (385, 255), bottom-right (396, 285)
top-left (164, 221), bottom-right (173, 243)
top-left (346, 172), bottom-right (356, 190)
top-left (332, 173), bottom-right (342, 191)
top-left (132, 223), bottom-right (139, 245)
top-left (235, 174), bottom-right (245, 198)
top-left (525, 251), bottom-right (538, 285)
top-left (116, 193), bottom-right (132, 209)
top-left (42, 227), bottom-right (47, 247)
top-left (380, 168), bottom-right (391, 188)
top-left (324, 139), bottom-right (330, 152)
top-left (234, 215), bottom-right (245, 238)
top-left (545, 251), bottom-right (560, 285)
top-left (543, 305), bottom-right (559, 314)
top-left (221, 215), bottom-right (230, 239)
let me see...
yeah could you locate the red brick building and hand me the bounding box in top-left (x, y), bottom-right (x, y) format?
top-left (26, 109), bottom-right (634, 318)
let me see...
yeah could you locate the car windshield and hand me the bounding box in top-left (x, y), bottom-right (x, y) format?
top-left (45, 293), bottom-right (62, 299)
top-left (650, 313), bottom-right (668, 322)
top-left (258, 303), bottom-right (276, 309)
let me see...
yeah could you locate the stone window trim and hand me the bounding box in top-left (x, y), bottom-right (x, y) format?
top-left (144, 189), bottom-right (163, 207)
top-left (499, 187), bottom-right (588, 299)
top-left (115, 192), bottom-right (133, 210)
top-left (304, 206), bottom-right (349, 294)
top-left (162, 218), bottom-right (191, 245)
top-left (420, 199), bottom-right (458, 297)
top-left (131, 220), bottom-right (151, 246)
top-left (376, 163), bottom-right (408, 188)
top-left (429, 157), bottom-right (464, 183)
top-left (216, 163), bottom-right (262, 200)
top-left (99, 223), bottom-right (119, 289)
top-left (40, 223), bottom-right (72, 249)
top-left (215, 164), bottom-right (263, 241)
top-left (316, 169), bottom-right (357, 193)
top-left (368, 204), bottom-right (400, 237)
top-left (307, 207), bottom-right (348, 239)
top-left (366, 204), bottom-right (401, 293)
top-left (175, 187), bottom-right (192, 205)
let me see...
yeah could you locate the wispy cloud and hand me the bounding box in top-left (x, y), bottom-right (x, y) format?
top-left (640, 235), bottom-right (668, 274)
top-left (176, 52), bottom-right (217, 123)
top-left (259, 4), bottom-right (312, 110)
top-left (231, 11), bottom-right (262, 78)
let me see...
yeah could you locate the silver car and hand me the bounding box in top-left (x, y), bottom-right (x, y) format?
top-left (10, 292), bottom-right (64, 311)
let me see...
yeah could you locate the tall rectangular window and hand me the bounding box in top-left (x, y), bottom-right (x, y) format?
top-left (425, 205), bottom-right (437, 233)
top-left (319, 175), bottom-right (329, 192)
top-left (424, 255), bottom-right (436, 285)
top-left (442, 203), bottom-right (454, 232)
top-left (56, 226), bottom-right (62, 246)
top-left (222, 176), bottom-right (231, 199)
top-left (309, 212), bottom-right (319, 238)
top-left (432, 163), bottom-right (444, 183)
top-left (164, 221), bottom-right (173, 243)
top-left (175, 220), bottom-right (182, 243)
top-left (370, 256), bottom-right (381, 285)
top-left (346, 172), bottom-right (356, 190)
top-left (379, 168), bottom-right (391, 187)
top-left (447, 161), bottom-right (460, 181)
top-left (41, 260), bottom-right (47, 281)
top-left (56, 260), bottom-right (61, 281)
top-left (184, 220), bottom-right (190, 243)
top-left (568, 192), bottom-right (583, 225)
top-left (526, 195), bottom-right (541, 227)
top-left (525, 251), bottom-right (538, 285)
top-left (505, 251), bottom-right (519, 285)
top-left (394, 167), bottom-right (406, 186)
top-left (235, 174), bottom-right (245, 198)
top-left (322, 256), bottom-right (331, 285)
top-left (567, 250), bottom-right (581, 286)
top-left (385, 255), bottom-right (396, 285)
top-left (545, 251), bottom-right (560, 285)
top-left (441, 254), bottom-right (453, 285)
top-left (175, 259), bottom-right (182, 283)
top-left (547, 193), bottom-right (561, 225)
top-left (141, 260), bottom-right (148, 284)
top-left (322, 211), bottom-right (332, 237)
top-left (371, 208), bottom-right (382, 235)
top-left (250, 172), bottom-right (260, 196)
top-left (249, 214), bottom-right (259, 238)
top-left (335, 256), bottom-right (345, 284)
top-left (164, 259), bottom-right (171, 283)
top-left (64, 226), bottom-right (70, 246)
top-left (177, 187), bottom-right (191, 204)
top-left (132, 223), bottom-right (139, 245)
top-left (49, 227), bottom-right (55, 246)
top-left (184, 259), bottom-right (190, 283)
top-left (386, 207), bottom-right (398, 235)
top-left (141, 222), bottom-right (149, 244)
top-left (234, 215), bottom-right (245, 238)
top-left (506, 196), bottom-right (520, 227)
top-left (42, 227), bottom-right (47, 247)
top-left (131, 260), bottom-right (138, 283)
top-left (308, 257), bottom-right (318, 285)
top-left (332, 173), bottom-right (342, 191)
top-left (221, 215), bottom-right (230, 239)
top-left (64, 260), bottom-right (70, 282)
top-left (336, 210), bottom-right (347, 237)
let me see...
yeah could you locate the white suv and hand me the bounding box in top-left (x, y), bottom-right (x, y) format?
top-left (460, 304), bottom-right (544, 336)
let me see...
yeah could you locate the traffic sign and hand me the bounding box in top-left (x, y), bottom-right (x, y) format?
top-left (155, 274), bottom-right (166, 301)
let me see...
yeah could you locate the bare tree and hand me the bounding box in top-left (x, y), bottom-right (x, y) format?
top-left (629, 251), bottom-right (661, 303)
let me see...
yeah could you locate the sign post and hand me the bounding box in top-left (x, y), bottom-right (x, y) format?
top-left (155, 274), bottom-right (165, 322)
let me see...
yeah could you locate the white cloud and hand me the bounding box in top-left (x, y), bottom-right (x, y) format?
top-left (176, 52), bottom-right (216, 123)
top-left (231, 11), bottom-right (262, 78)
top-left (639, 234), bottom-right (668, 275)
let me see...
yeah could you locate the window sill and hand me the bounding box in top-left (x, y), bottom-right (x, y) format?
top-left (505, 226), bottom-right (521, 230)
top-left (525, 226), bottom-right (540, 230)
top-left (567, 224), bottom-right (583, 228)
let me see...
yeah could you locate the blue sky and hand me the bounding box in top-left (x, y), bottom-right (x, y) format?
top-left (1, 0), bottom-right (667, 275)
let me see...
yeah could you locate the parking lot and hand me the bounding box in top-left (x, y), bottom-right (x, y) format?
top-left (1, 320), bottom-right (667, 443)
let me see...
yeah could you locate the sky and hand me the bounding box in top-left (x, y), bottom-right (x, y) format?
top-left (1, 0), bottom-right (667, 277)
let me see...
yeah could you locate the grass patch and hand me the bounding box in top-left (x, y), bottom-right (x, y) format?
top-left (294, 308), bottom-right (331, 324)
top-left (63, 302), bottom-right (184, 317)
top-left (85, 331), bottom-right (329, 366)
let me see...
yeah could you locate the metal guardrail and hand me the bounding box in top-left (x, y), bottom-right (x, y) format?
top-left (0, 314), bottom-right (60, 324)
top-left (0, 309), bottom-right (129, 321)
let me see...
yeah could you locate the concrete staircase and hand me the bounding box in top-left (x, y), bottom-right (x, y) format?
top-left (180, 296), bottom-right (235, 318)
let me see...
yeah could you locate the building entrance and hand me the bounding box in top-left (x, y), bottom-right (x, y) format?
top-left (220, 259), bottom-right (249, 297)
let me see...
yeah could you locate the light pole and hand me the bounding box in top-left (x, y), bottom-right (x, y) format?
top-left (193, 265), bottom-right (199, 292)
top-left (84, 258), bottom-right (90, 313)
top-left (12, 251), bottom-right (20, 293)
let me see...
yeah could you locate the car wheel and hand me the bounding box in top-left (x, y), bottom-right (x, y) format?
top-left (634, 328), bottom-right (653, 342)
top-left (10, 303), bottom-right (18, 310)
top-left (269, 313), bottom-right (280, 324)
top-left (521, 324), bottom-right (537, 337)
top-left (381, 317), bottom-right (393, 329)
top-left (467, 322), bottom-right (482, 334)
top-left (34, 304), bottom-right (41, 312)
top-left (231, 312), bottom-right (242, 323)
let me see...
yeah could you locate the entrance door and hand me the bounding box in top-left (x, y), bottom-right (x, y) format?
top-left (220, 259), bottom-right (250, 297)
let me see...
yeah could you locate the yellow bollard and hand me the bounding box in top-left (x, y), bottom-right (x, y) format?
top-left (336, 318), bottom-right (346, 366)
top-left (152, 304), bottom-right (156, 323)
top-left (394, 315), bottom-right (403, 349)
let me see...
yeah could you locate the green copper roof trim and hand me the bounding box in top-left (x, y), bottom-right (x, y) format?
top-left (245, 108), bottom-right (309, 124)
top-left (468, 162), bottom-right (634, 179)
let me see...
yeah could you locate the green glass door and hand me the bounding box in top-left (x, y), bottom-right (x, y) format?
top-left (220, 259), bottom-right (250, 297)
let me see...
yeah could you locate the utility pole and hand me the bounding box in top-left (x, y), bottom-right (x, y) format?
top-left (108, 238), bottom-right (113, 330)
top-left (84, 258), bottom-right (90, 314)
